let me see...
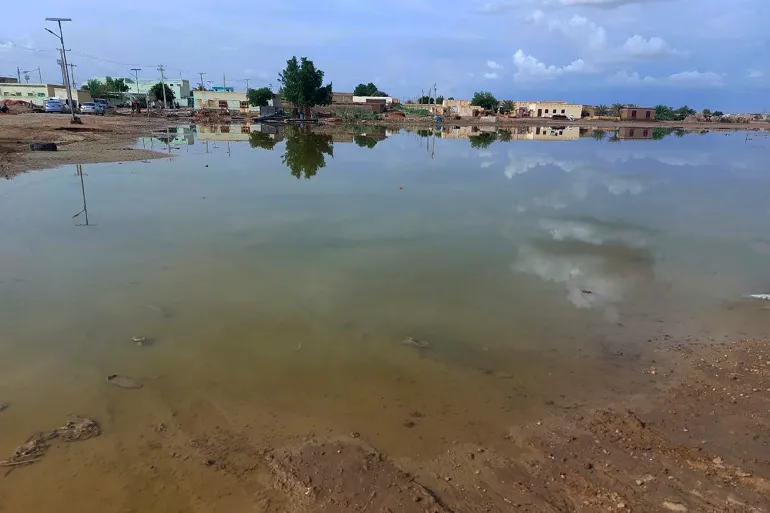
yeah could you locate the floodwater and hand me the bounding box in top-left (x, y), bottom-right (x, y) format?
top-left (1, 124), bottom-right (769, 511)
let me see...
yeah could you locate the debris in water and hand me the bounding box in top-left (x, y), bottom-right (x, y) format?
top-left (0, 403), bottom-right (8, 413)
top-left (132, 336), bottom-right (147, 346)
top-left (0, 416), bottom-right (100, 471)
top-left (581, 289), bottom-right (593, 295)
top-left (401, 337), bottom-right (430, 349)
top-left (106, 374), bottom-right (143, 389)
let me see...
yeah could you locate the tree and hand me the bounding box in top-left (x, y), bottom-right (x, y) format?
top-left (702, 108), bottom-right (712, 116)
top-left (592, 129), bottom-right (606, 141)
top-left (469, 132), bottom-right (497, 149)
top-left (418, 95), bottom-right (434, 104)
top-left (249, 131), bottom-right (279, 150)
top-left (471, 91), bottom-right (498, 111)
top-left (447, 97), bottom-right (455, 100)
top-left (149, 82), bottom-right (175, 104)
top-left (595, 105), bottom-right (610, 116)
top-left (497, 129), bottom-right (512, 142)
top-left (435, 95), bottom-right (445, 105)
top-left (247, 87), bottom-right (274, 107)
top-left (713, 110), bottom-right (724, 117)
top-left (501, 100), bottom-right (514, 114)
top-left (281, 127), bottom-right (334, 179)
top-left (354, 134), bottom-right (379, 148)
top-left (105, 77), bottom-right (129, 94)
top-left (609, 103), bottom-right (625, 117)
top-left (353, 82), bottom-right (387, 97)
top-left (278, 56), bottom-right (332, 114)
top-left (673, 105), bottom-right (695, 120)
top-left (81, 79), bottom-right (108, 98)
top-left (654, 105), bottom-right (675, 121)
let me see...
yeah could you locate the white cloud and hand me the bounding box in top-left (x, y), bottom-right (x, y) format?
top-left (487, 60), bottom-right (504, 70)
top-left (480, 161), bottom-right (494, 168)
top-left (529, 9), bottom-right (545, 22)
top-left (609, 69), bottom-right (724, 86)
top-left (484, 72), bottom-right (500, 79)
top-left (0, 41), bottom-right (14, 50)
top-left (513, 50), bottom-right (586, 81)
top-left (621, 35), bottom-right (685, 58)
top-left (747, 69), bottom-right (764, 79)
top-left (549, 15), bottom-right (607, 50)
top-left (559, 0), bottom-right (652, 6)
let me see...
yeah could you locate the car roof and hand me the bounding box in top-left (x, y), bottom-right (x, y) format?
top-left (83, 102), bottom-right (95, 105)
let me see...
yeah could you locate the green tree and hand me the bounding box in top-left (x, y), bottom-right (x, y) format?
top-left (497, 129), bottom-right (512, 142)
top-left (471, 91), bottom-right (498, 111)
top-left (652, 127), bottom-right (673, 140)
top-left (501, 100), bottom-right (514, 114)
top-left (674, 105), bottom-right (695, 120)
top-left (654, 105), bottom-right (673, 121)
top-left (249, 131), bottom-right (279, 150)
top-left (469, 132), bottom-right (497, 149)
top-left (435, 95), bottom-right (445, 105)
top-left (149, 82), bottom-right (175, 104)
top-left (418, 95), bottom-right (434, 104)
top-left (702, 108), bottom-right (712, 116)
top-left (354, 134), bottom-right (379, 148)
top-left (595, 105), bottom-right (610, 116)
top-left (81, 79), bottom-right (108, 98)
top-left (713, 110), bottom-right (724, 117)
top-left (247, 87), bottom-right (274, 107)
top-left (353, 82), bottom-right (387, 97)
top-left (105, 77), bottom-right (129, 94)
top-left (592, 129), bottom-right (606, 141)
top-left (447, 97), bottom-right (455, 100)
top-left (281, 127), bottom-right (334, 179)
top-left (278, 56), bottom-right (332, 114)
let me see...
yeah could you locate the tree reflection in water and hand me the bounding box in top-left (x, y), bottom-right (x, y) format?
top-left (248, 131), bottom-right (280, 150)
top-left (281, 127), bottom-right (334, 180)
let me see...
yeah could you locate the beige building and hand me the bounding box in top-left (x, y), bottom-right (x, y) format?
top-left (510, 126), bottom-right (580, 140)
top-left (442, 99), bottom-right (480, 117)
top-left (193, 90), bottom-right (250, 113)
top-left (514, 101), bottom-right (582, 119)
top-left (0, 83), bottom-right (91, 107)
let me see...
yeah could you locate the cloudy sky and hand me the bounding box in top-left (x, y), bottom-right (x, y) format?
top-left (1, 0), bottom-right (767, 110)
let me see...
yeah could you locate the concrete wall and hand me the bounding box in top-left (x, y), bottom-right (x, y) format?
top-left (93, 77), bottom-right (192, 101)
top-left (193, 90), bottom-right (249, 112)
top-left (332, 92), bottom-right (354, 104)
top-left (0, 83), bottom-right (90, 107)
top-left (352, 96), bottom-right (394, 104)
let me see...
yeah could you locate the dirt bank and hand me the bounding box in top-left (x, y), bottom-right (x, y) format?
top-left (0, 112), bottom-right (186, 179)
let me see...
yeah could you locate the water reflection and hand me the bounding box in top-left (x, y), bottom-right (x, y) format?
top-left (281, 127), bottom-right (334, 180)
top-left (72, 163), bottom-right (92, 226)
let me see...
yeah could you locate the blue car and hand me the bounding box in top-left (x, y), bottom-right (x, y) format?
top-left (80, 102), bottom-right (106, 115)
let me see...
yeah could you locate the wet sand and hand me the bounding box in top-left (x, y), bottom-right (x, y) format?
top-left (0, 112), bottom-right (184, 178)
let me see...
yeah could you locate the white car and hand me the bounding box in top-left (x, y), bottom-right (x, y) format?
top-left (80, 102), bottom-right (106, 115)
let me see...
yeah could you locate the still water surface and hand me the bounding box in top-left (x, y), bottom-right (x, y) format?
top-left (0, 125), bottom-right (768, 508)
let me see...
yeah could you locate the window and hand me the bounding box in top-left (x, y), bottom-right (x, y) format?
top-left (544, 109), bottom-right (549, 113)
top-left (218, 100), bottom-right (228, 109)
top-left (643, 129), bottom-right (649, 137)
top-left (221, 125), bottom-right (230, 133)
top-left (27, 92), bottom-right (35, 96)
top-left (645, 110), bottom-right (651, 118)
top-left (629, 129), bottom-right (635, 137)
top-left (561, 109), bottom-right (565, 114)
top-left (240, 101), bottom-right (248, 109)
top-left (631, 109), bottom-right (637, 118)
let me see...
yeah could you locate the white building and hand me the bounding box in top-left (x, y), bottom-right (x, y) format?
top-left (91, 76), bottom-right (192, 104)
top-left (353, 96), bottom-right (395, 104)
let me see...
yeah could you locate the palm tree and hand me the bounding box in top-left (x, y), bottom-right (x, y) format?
top-left (592, 129), bottom-right (606, 141)
top-left (595, 105), bottom-right (610, 116)
top-left (610, 103), bottom-right (625, 117)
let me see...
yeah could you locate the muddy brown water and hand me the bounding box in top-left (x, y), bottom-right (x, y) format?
top-left (0, 125), bottom-right (768, 511)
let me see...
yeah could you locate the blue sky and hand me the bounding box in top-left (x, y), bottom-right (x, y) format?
top-left (1, 0), bottom-right (768, 111)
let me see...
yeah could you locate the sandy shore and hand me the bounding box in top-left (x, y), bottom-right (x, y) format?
top-left (0, 112), bottom-right (187, 178)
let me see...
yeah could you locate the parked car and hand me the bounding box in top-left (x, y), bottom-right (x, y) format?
top-left (44, 99), bottom-right (70, 113)
top-left (93, 98), bottom-right (110, 111)
top-left (80, 102), bottom-right (106, 115)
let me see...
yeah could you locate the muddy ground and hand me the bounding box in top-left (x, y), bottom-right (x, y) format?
top-left (0, 112), bottom-right (187, 178)
top-left (254, 337), bottom-right (770, 512)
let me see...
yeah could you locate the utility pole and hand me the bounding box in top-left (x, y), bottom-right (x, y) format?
top-left (45, 17), bottom-right (77, 123)
top-left (157, 64), bottom-right (167, 109)
top-left (223, 73), bottom-right (226, 89)
top-left (198, 72), bottom-right (206, 90)
top-left (57, 53), bottom-right (67, 87)
top-left (17, 66), bottom-right (21, 83)
top-left (68, 63), bottom-right (76, 89)
top-left (130, 68), bottom-right (141, 95)
top-left (245, 78), bottom-right (249, 91)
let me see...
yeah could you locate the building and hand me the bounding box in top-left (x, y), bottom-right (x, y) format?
top-left (617, 127), bottom-right (653, 140)
top-left (193, 90), bottom-right (250, 113)
top-left (442, 99), bottom-right (479, 117)
top-left (91, 76), bottom-right (192, 105)
top-left (0, 77), bottom-right (19, 84)
top-left (332, 92), bottom-right (354, 104)
top-left (513, 101), bottom-right (582, 119)
top-left (352, 96), bottom-right (395, 104)
top-left (210, 86), bottom-right (234, 92)
top-left (619, 107), bottom-right (655, 121)
top-left (0, 82), bottom-right (91, 107)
